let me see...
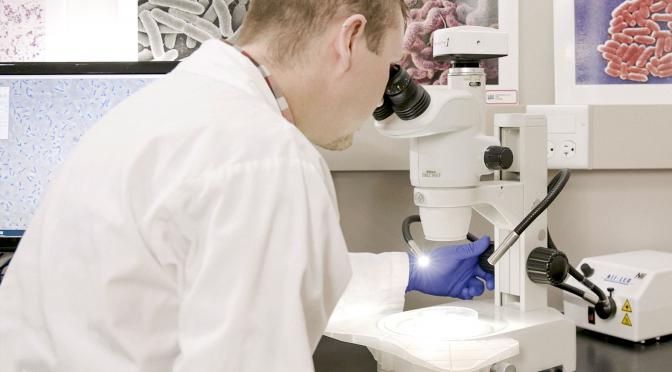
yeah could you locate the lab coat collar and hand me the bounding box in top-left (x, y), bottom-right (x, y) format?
top-left (174, 39), bottom-right (281, 115)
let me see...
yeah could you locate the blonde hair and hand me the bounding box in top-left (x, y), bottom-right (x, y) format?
top-left (236, 0), bottom-right (408, 64)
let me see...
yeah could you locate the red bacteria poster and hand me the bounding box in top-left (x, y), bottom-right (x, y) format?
top-left (555, 0), bottom-right (672, 104)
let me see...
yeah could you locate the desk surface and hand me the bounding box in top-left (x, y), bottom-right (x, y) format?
top-left (576, 329), bottom-right (672, 372)
top-left (314, 330), bottom-right (672, 372)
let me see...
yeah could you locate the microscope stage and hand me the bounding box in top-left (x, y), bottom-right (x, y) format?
top-left (326, 300), bottom-right (576, 372)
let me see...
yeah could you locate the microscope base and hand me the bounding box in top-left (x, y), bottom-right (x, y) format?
top-left (326, 299), bottom-right (576, 372)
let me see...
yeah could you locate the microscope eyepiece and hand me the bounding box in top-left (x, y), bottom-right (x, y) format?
top-left (373, 64), bottom-right (431, 121)
top-left (373, 96), bottom-right (395, 121)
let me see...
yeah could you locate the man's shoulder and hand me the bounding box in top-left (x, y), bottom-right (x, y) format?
top-left (106, 70), bottom-right (311, 156)
top-left (88, 68), bottom-right (332, 190)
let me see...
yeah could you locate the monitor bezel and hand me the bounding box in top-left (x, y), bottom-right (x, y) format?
top-left (0, 62), bottom-right (179, 75)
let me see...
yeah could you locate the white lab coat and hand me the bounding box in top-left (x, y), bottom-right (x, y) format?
top-left (0, 40), bottom-right (408, 372)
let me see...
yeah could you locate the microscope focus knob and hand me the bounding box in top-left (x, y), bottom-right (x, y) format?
top-left (484, 146), bottom-right (514, 170)
top-left (527, 247), bottom-right (570, 286)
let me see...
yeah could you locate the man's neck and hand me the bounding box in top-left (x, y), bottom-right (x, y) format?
top-left (231, 40), bottom-right (322, 133)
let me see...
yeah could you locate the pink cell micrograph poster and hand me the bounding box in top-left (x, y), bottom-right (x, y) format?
top-left (401, 0), bottom-right (500, 85)
top-left (0, 0), bottom-right (45, 61)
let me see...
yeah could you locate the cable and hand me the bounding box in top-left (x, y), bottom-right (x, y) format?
top-left (402, 215), bottom-right (421, 246)
top-left (547, 231), bottom-right (557, 250)
top-left (555, 283), bottom-right (597, 306)
top-left (468, 170), bottom-right (615, 318)
top-left (467, 169), bottom-right (571, 249)
top-left (514, 169), bottom-right (570, 236)
top-left (488, 169), bottom-right (571, 265)
top-left (406, 171), bottom-right (571, 268)
top-left (0, 253), bottom-right (12, 284)
top-left (0, 239), bottom-right (18, 283)
top-left (546, 171), bottom-right (562, 250)
top-left (568, 265), bottom-right (608, 304)
top-left (401, 215), bottom-right (424, 257)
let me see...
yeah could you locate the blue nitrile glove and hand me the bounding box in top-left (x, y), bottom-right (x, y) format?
top-left (406, 236), bottom-right (495, 300)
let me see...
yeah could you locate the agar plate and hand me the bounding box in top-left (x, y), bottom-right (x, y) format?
top-left (378, 306), bottom-right (506, 341)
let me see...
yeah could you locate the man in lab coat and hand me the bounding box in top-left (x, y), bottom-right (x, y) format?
top-left (0, 0), bottom-right (493, 371)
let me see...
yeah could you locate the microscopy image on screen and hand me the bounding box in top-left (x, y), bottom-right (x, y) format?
top-left (0, 78), bottom-right (152, 236)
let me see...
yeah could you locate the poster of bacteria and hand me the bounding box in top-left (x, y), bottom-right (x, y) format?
top-left (402, 0), bottom-right (499, 85)
top-left (575, 0), bottom-right (672, 84)
top-left (555, 0), bottom-right (672, 104)
top-left (13, 0), bottom-right (519, 104)
top-left (137, 0), bottom-right (249, 61)
top-left (0, 0), bottom-right (45, 62)
top-left (402, 0), bottom-right (520, 104)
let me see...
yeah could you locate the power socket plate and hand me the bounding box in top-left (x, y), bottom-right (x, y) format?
top-left (526, 105), bottom-right (591, 169)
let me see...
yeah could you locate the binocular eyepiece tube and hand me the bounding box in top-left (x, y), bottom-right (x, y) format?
top-left (373, 64), bottom-right (431, 121)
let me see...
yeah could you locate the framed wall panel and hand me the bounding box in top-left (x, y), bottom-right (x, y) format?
top-left (554, 0), bottom-right (672, 105)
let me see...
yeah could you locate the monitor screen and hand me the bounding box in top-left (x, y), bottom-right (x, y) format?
top-left (0, 63), bottom-right (175, 238)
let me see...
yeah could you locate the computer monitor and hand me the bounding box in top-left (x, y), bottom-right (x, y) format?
top-left (0, 62), bottom-right (176, 239)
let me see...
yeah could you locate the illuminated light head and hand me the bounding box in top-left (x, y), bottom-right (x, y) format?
top-left (417, 255), bottom-right (431, 268)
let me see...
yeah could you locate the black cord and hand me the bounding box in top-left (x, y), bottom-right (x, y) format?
top-left (546, 172), bottom-right (563, 250)
top-left (511, 169), bottom-right (570, 236)
top-left (547, 231), bottom-right (557, 250)
top-left (408, 170), bottom-right (571, 276)
top-left (0, 253), bottom-right (12, 284)
top-left (555, 282), bottom-right (597, 306)
top-left (402, 215), bottom-right (421, 246)
top-left (470, 171), bottom-right (570, 269)
top-left (568, 265), bottom-right (608, 303)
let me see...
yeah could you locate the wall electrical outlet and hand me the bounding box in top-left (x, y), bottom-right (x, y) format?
top-left (547, 141), bottom-right (555, 159)
top-left (526, 105), bottom-right (591, 169)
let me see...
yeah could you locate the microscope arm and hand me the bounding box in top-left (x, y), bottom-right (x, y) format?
top-left (487, 170), bottom-right (572, 266)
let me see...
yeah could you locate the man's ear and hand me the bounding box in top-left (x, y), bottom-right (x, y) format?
top-left (334, 14), bottom-right (368, 74)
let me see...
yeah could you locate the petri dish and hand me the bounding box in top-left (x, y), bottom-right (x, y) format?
top-left (378, 306), bottom-right (501, 341)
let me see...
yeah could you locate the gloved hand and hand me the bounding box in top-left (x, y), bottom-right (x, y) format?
top-left (406, 236), bottom-right (495, 300)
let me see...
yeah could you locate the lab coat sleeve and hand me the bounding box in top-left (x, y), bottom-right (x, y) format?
top-left (326, 252), bottom-right (409, 327)
top-left (162, 159), bottom-right (352, 372)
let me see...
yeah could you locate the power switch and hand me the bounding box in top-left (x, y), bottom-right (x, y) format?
top-left (588, 307), bottom-right (596, 325)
